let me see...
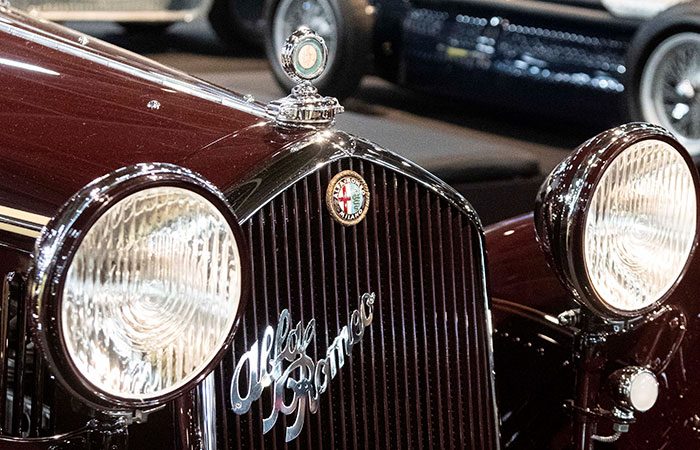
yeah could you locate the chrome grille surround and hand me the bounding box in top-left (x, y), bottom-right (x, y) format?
top-left (191, 130), bottom-right (501, 450)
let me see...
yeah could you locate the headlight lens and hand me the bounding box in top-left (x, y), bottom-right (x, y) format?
top-left (535, 123), bottom-right (699, 319)
top-left (30, 163), bottom-right (248, 409)
top-left (584, 139), bottom-right (697, 312)
top-left (62, 186), bottom-right (242, 399)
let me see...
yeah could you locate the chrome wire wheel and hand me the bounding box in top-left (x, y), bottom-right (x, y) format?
top-left (273, 0), bottom-right (339, 84)
top-left (640, 32), bottom-right (700, 156)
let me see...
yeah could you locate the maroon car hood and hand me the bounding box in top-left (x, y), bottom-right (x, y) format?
top-left (0, 8), bottom-right (306, 220)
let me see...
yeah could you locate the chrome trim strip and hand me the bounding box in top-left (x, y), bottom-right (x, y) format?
top-left (476, 230), bottom-right (503, 449)
top-left (195, 373), bottom-right (218, 450)
top-left (0, 205), bottom-right (48, 239)
top-left (601, 0), bottom-right (689, 20)
top-left (28, 9), bottom-right (202, 22)
top-left (225, 129), bottom-right (500, 448)
top-left (463, 0), bottom-right (638, 26)
top-left (226, 129), bottom-right (481, 228)
top-left (0, 7), bottom-right (267, 118)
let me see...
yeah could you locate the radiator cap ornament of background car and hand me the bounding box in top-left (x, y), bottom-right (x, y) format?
top-left (266, 27), bottom-right (344, 129)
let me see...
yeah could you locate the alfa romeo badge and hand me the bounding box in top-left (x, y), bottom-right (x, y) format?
top-left (326, 170), bottom-right (370, 226)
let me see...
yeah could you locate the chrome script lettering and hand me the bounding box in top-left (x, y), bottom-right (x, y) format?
top-left (230, 292), bottom-right (375, 442)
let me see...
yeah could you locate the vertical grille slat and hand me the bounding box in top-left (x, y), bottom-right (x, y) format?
top-left (446, 208), bottom-right (468, 447)
top-left (259, 207), bottom-right (279, 450)
top-left (325, 163), bottom-right (350, 450)
top-left (28, 349), bottom-right (44, 437)
top-left (313, 169), bottom-right (336, 450)
top-left (456, 213), bottom-right (477, 449)
top-left (0, 274), bottom-right (11, 435)
top-left (367, 164), bottom-right (392, 450)
top-left (11, 277), bottom-right (28, 436)
top-left (348, 161), bottom-right (370, 450)
top-left (474, 225), bottom-right (497, 447)
top-left (390, 173), bottom-right (413, 450)
top-left (250, 216), bottom-right (267, 450)
top-left (334, 162), bottom-right (358, 450)
top-left (300, 178), bottom-right (325, 449)
top-left (467, 224), bottom-right (487, 450)
top-left (0, 272), bottom-right (58, 439)
top-left (412, 183), bottom-right (436, 450)
top-left (423, 192), bottom-right (448, 450)
top-left (242, 217), bottom-right (255, 450)
top-left (402, 178), bottom-right (425, 449)
top-left (436, 198), bottom-right (457, 450)
top-left (222, 158), bottom-right (497, 450)
top-left (216, 360), bottom-right (231, 450)
top-left (278, 191), bottom-right (297, 450)
top-left (380, 168), bottom-right (403, 450)
top-left (357, 162), bottom-right (382, 450)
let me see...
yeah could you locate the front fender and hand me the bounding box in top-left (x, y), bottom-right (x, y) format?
top-left (486, 214), bottom-right (575, 449)
top-left (486, 213), bottom-right (700, 449)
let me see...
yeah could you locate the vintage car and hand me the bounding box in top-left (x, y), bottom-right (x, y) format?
top-left (9, 0), bottom-right (265, 48)
top-left (262, 0), bottom-right (700, 156)
top-left (0, 5), bottom-right (699, 450)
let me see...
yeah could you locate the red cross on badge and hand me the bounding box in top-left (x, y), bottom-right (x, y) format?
top-left (338, 184), bottom-right (353, 213)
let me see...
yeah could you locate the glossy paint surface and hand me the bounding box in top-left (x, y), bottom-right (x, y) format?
top-left (486, 212), bottom-right (571, 314)
top-left (487, 213), bottom-right (700, 449)
top-left (0, 7), bottom-right (308, 246)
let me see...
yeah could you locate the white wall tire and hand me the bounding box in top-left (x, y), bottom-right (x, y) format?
top-left (264, 0), bottom-right (372, 100)
top-left (639, 32), bottom-right (700, 156)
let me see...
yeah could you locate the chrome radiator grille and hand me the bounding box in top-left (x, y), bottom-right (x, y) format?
top-left (215, 158), bottom-right (498, 450)
top-left (0, 273), bottom-right (56, 438)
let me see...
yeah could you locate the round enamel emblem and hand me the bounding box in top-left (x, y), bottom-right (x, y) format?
top-left (326, 170), bottom-right (370, 226)
top-left (281, 27), bottom-right (329, 83)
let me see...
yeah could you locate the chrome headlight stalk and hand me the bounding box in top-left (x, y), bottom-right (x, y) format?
top-left (29, 163), bottom-right (250, 412)
top-left (537, 123), bottom-right (697, 448)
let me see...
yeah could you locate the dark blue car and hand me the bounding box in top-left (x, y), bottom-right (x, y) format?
top-left (263, 0), bottom-right (700, 155)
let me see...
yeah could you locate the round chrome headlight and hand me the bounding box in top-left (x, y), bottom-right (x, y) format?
top-left (536, 123), bottom-right (699, 319)
top-left (30, 163), bottom-right (249, 409)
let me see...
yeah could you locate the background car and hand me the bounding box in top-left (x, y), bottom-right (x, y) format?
top-left (261, 0), bottom-right (700, 156)
top-left (10, 0), bottom-right (265, 48)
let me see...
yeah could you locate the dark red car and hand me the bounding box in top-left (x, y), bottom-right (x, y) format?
top-left (0, 7), bottom-right (698, 450)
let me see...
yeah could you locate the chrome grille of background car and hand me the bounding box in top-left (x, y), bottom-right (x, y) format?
top-left (214, 158), bottom-right (499, 450)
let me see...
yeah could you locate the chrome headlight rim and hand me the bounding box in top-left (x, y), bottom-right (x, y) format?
top-left (29, 163), bottom-right (250, 411)
top-left (535, 123), bottom-right (700, 320)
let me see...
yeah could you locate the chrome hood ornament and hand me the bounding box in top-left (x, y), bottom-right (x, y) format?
top-left (230, 292), bottom-right (375, 442)
top-left (266, 27), bottom-right (344, 129)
